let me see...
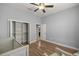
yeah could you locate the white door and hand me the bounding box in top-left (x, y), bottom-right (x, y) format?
top-left (41, 24), bottom-right (46, 40)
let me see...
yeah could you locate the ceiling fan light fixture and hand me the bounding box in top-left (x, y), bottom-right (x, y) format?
top-left (30, 3), bottom-right (54, 13)
top-left (39, 6), bottom-right (45, 9)
top-left (38, 4), bottom-right (45, 10)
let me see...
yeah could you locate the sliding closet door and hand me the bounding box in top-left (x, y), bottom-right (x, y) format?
top-left (12, 21), bottom-right (29, 45)
top-left (15, 22), bottom-right (22, 43)
top-left (22, 23), bottom-right (28, 44)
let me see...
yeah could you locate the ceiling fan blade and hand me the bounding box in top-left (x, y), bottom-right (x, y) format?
top-left (45, 5), bottom-right (54, 8)
top-left (30, 3), bottom-right (38, 6)
top-left (42, 9), bottom-right (46, 13)
top-left (34, 8), bottom-right (39, 12)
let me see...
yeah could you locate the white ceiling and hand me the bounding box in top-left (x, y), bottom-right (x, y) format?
top-left (24, 3), bottom-right (79, 17)
top-left (2, 3), bottom-right (79, 18)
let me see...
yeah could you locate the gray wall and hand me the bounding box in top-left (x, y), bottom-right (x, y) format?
top-left (0, 3), bottom-right (41, 42)
top-left (42, 5), bottom-right (79, 49)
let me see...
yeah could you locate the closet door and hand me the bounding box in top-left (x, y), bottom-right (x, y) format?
top-left (22, 23), bottom-right (28, 44)
top-left (12, 21), bottom-right (29, 45)
top-left (15, 22), bottom-right (22, 44)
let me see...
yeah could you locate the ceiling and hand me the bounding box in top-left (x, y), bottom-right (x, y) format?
top-left (2, 3), bottom-right (79, 18)
top-left (24, 3), bottom-right (79, 17)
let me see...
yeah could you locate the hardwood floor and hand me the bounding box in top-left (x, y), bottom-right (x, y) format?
top-left (29, 40), bottom-right (78, 56)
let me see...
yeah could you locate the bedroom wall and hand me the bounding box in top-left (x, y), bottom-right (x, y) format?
top-left (42, 5), bottom-right (79, 49)
top-left (0, 3), bottom-right (41, 49)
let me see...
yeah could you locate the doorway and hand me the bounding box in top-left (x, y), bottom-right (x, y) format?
top-left (36, 24), bottom-right (46, 40)
top-left (36, 24), bottom-right (41, 40)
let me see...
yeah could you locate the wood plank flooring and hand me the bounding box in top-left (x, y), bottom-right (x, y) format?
top-left (29, 40), bottom-right (78, 56)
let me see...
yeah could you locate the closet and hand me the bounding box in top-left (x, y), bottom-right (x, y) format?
top-left (12, 21), bottom-right (29, 45)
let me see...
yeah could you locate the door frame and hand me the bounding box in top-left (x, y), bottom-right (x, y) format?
top-left (8, 19), bottom-right (30, 44)
top-left (36, 24), bottom-right (41, 40)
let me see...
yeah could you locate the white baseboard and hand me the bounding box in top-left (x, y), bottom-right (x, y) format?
top-left (30, 39), bottom-right (79, 50)
top-left (43, 39), bottom-right (79, 50)
top-left (30, 39), bottom-right (37, 44)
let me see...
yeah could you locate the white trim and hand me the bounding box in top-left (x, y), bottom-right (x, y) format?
top-left (29, 39), bottom-right (79, 50)
top-left (26, 45), bottom-right (29, 56)
top-left (30, 39), bottom-right (38, 44)
top-left (56, 47), bottom-right (73, 56)
top-left (43, 39), bottom-right (79, 50)
top-left (8, 19), bottom-right (30, 23)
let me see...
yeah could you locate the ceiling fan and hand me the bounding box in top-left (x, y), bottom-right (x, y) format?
top-left (30, 3), bottom-right (54, 13)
